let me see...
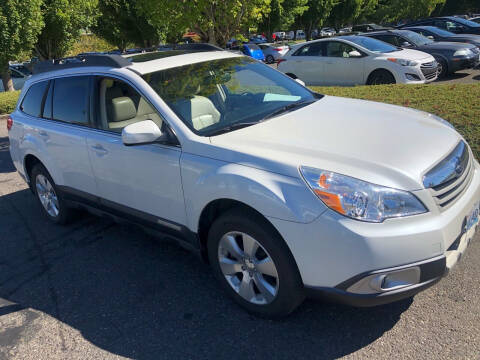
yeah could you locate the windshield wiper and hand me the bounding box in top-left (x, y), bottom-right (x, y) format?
top-left (208, 122), bottom-right (258, 136)
top-left (261, 99), bottom-right (317, 121)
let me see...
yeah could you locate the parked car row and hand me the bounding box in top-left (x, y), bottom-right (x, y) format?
top-left (0, 65), bottom-right (32, 92)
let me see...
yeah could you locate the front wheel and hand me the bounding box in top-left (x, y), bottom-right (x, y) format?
top-left (207, 209), bottom-right (305, 318)
top-left (367, 69), bottom-right (396, 85)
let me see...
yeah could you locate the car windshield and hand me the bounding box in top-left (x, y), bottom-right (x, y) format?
top-left (451, 17), bottom-right (480, 27)
top-left (143, 57), bottom-right (319, 136)
top-left (401, 30), bottom-right (434, 45)
top-left (423, 27), bottom-right (454, 37)
top-left (347, 36), bottom-right (398, 53)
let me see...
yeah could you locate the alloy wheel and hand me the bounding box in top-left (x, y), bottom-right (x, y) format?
top-left (35, 174), bottom-right (59, 217)
top-left (218, 231), bottom-right (279, 305)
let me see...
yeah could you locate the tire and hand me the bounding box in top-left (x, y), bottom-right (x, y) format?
top-left (266, 55), bottom-right (275, 64)
top-left (285, 73), bottom-right (297, 80)
top-left (31, 163), bottom-right (73, 224)
top-left (435, 58), bottom-right (448, 79)
top-left (207, 208), bottom-right (305, 318)
top-left (367, 69), bottom-right (396, 85)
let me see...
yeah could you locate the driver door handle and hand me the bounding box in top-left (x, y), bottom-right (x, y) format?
top-left (91, 144), bottom-right (108, 155)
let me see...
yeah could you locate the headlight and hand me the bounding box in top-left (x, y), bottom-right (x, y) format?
top-left (453, 49), bottom-right (472, 56)
top-left (387, 58), bottom-right (419, 66)
top-left (300, 167), bottom-right (427, 223)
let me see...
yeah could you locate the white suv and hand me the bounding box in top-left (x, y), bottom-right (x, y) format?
top-left (8, 51), bottom-right (480, 317)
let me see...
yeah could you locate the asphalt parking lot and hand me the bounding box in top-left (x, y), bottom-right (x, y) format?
top-left (0, 117), bottom-right (479, 360)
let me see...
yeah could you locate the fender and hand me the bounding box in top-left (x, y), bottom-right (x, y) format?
top-left (20, 132), bottom-right (64, 186)
top-left (180, 153), bottom-right (327, 232)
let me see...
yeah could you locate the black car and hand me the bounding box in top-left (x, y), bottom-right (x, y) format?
top-left (401, 16), bottom-right (480, 35)
top-left (403, 26), bottom-right (480, 48)
top-left (352, 23), bottom-right (391, 32)
top-left (364, 30), bottom-right (480, 77)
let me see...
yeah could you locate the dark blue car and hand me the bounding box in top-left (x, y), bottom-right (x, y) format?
top-left (232, 44), bottom-right (265, 61)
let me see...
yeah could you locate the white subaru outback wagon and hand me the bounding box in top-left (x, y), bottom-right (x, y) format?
top-left (7, 50), bottom-right (480, 317)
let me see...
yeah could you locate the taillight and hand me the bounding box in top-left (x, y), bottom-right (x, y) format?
top-left (7, 116), bottom-right (13, 131)
top-left (273, 48), bottom-right (282, 51)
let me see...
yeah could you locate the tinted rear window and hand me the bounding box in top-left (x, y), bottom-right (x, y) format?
top-left (53, 76), bottom-right (90, 125)
top-left (21, 81), bottom-right (49, 117)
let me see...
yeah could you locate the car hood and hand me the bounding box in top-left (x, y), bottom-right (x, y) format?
top-left (209, 96), bottom-right (462, 191)
top-left (448, 34), bottom-right (480, 44)
top-left (381, 48), bottom-right (433, 61)
top-left (419, 41), bottom-right (477, 51)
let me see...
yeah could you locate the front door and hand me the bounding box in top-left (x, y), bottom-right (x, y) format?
top-left (86, 76), bottom-right (187, 228)
top-left (322, 41), bottom-right (366, 86)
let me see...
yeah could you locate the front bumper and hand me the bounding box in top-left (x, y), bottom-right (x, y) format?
top-left (451, 54), bottom-right (480, 72)
top-left (268, 160), bottom-right (480, 306)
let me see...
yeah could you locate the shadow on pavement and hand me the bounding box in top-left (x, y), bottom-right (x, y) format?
top-left (0, 185), bottom-right (412, 359)
top-left (0, 136), bottom-right (16, 173)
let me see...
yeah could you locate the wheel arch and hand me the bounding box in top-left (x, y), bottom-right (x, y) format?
top-left (366, 68), bottom-right (396, 84)
top-left (197, 198), bottom-right (299, 271)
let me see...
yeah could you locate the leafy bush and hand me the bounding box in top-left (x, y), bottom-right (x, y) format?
top-left (0, 90), bottom-right (20, 114)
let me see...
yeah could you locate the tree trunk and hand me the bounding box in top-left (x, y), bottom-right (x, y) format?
top-left (208, 26), bottom-right (216, 45)
top-left (1, 65), bottom-right (14, 92)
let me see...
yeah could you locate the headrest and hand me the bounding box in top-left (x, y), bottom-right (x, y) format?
top-left (137, 97), bottom-right (155, 116)
top-left (111, 97), bottom-right (136, 122)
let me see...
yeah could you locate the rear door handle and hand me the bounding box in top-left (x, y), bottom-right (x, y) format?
top-left (91, 144), bottom-right (108, 155)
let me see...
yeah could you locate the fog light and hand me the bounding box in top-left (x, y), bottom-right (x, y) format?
top-left (347, 266), bottom-right (421, 294)
top-left (406, 73), bottom-right (421, 81)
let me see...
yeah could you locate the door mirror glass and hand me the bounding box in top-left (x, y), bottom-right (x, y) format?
top-left (295, 78), bottom-right (306, 86)
top-left (426, 35), bottom-right (434, 40)
top-left (122, 120), bottom-right (163, 145)
top-left (348, 50), bottom-right (362, 57)
top-left (401, 41), bottom-right (413, 47)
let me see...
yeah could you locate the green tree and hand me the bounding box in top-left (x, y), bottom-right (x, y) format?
top-left (437, 0), bottom-right (480, 15)
top-left (35, 0), bottom-right (98, 60)
top-left (138, 0), bottom-right (272, 46)
top-left (371, 0), bottom-right (446, 23)
top-left (258, 0), bottom-right (308, 40)
top-left (296, 0), bottom-right (339, 40)
top-left (93, 0), bottom-right (161, 52)
top-left (330, 0), bottom-right (378, 27)
top-left (0, 0), bottom-right (43, 91)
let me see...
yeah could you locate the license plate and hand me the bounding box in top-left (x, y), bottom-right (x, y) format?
top-left (465, 201), bottom-right (480, 232)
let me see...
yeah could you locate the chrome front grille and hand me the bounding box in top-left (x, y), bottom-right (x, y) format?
top-left (420, 61), bottom-right (438, 80)
top-left (471, 47), bottom-right (480, 55)
top-left (423, 141), bottom-right (474, 210)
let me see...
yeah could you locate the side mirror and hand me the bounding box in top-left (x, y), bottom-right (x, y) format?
top-left (401, 42), bottom-right (412, 48)
top-left (295, 78), bottom-right (306, 86)
top-left (427, 35), bottom-right (434, 40)
top-left (122, 120), bottom-right (163, 146)
top-left (348, 50), bottom-right (362, 57)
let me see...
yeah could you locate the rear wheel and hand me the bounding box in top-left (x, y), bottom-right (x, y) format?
top-left (207, 209), bottom-right (305, 318)
top-left (266, 55), bottom-right (275, 64)
top-left (31, 164), bottom-right (73, 224)
top-left (367, 69), bottom-right (396, 85)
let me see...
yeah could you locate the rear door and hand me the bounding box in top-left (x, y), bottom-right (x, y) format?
top-left (19, 76), bottom-right (97, 195)
top-left (322, 41), bottom-right (366, 85)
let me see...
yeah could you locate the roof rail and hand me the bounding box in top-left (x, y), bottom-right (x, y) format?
top-left (33, 54), bottom-right (131, 75)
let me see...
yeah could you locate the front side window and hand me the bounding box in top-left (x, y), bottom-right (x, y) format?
top-left (325, 41), bottom-right (358, 57)
top-left (143, 57), bottom-right (319, 136)
top-left (348, 36), bottom-right (398, 53)
top-left (95, 77), bottom-right (164, 133)
top-left (53, 76), bottom-right (90, 125)
top-left (401, 31), bottom-right (433, 46)
top-left (20, 81), bottom-right (49, 117)
top-left (294, 42), bottom-right (323, 56)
